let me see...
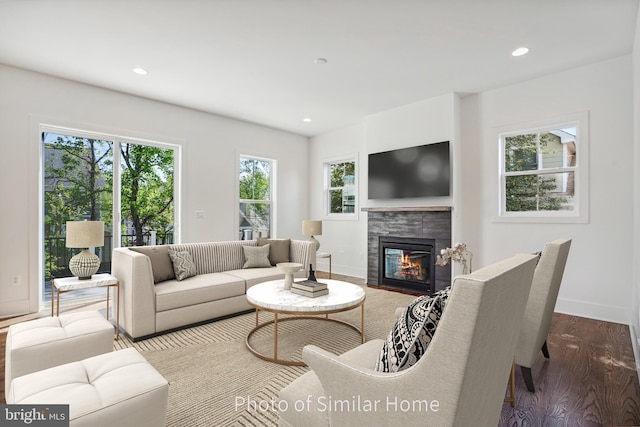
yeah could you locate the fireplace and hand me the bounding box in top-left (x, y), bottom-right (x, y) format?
top-left (378, 236), bottom-right (436, 294)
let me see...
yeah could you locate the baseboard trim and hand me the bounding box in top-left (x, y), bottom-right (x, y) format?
top-left (554, 297), bottom-right (630, 325)
top-left (316, 262), bottom-right (364, 280)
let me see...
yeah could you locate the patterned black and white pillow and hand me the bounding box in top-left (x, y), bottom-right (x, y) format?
top-left (375, 294), bottom-right (444, 373)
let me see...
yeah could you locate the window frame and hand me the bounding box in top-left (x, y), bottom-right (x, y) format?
top-left (38, 122), bottom-right (182, 308)
top-left (496, 111), bottom-right (589, 223)
top-left (323, 153), bottom-right (359, 221)
top-left (238, 154), bottom-right (276, 238)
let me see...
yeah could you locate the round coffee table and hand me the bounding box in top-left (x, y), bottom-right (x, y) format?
top-left (245, 279), bottom-right (366, 366)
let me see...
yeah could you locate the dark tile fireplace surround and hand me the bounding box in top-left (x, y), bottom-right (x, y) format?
top-left (364, 207), bottom-right (452, 295)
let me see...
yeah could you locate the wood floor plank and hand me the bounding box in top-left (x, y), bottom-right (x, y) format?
top-left (500, 313), bottom-right (640, 426)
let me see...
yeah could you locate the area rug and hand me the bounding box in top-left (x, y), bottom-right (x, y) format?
top-left (114, 286), bottom-right (414, 426)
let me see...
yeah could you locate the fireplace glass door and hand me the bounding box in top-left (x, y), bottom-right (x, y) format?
top-left (384, 248), bottom-right (429, 284)
top-left (378, 237), bottom-right (435, 294)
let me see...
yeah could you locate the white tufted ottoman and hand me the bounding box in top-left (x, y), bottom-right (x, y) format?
top-left (7, 348), bottom-right (169, 427)
top-left (5, 310), bottom-right (114, 392)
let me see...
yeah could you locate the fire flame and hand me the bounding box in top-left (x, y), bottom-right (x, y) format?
top-left (398, 253), bottom-right (423, 278)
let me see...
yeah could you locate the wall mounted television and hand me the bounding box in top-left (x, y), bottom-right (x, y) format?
top-left (368, 141), bottom-right (450, 199)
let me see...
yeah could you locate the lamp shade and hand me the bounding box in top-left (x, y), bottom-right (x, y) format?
top-left (66, 221), bottom-right (104, 248)
top-left (302, 220), bottom-right (322, 236)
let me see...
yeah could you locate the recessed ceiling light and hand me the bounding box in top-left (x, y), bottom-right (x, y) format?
top-left (303, 118), bottom-right (312, 123)
top-left (511, 47), bottom-right (529, 57)
top-left (132, 67), bottom-right (148, 75)
top-left (314, 58), bottom-right (327, 65)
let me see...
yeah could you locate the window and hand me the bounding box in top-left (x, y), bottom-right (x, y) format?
top-left (324, 156), bottom-right (358, 219)
top-left (498, 112), bottom-right (589, 223)
top-left (239, 155), bottom-right (274, 239)
top-left (42, 126), bottom-right (179, 305)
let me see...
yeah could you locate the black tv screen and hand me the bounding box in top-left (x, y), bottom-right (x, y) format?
top-left (368, 141), bottom-right (450, 199)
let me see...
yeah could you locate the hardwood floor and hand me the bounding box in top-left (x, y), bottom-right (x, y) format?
top-left (328, 273), bottom-right (640, 426)
top-left (2, 271), bottom-right (639, 426)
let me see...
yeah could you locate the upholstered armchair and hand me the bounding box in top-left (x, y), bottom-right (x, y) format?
top-left (279, 253), bottom-right (538, 427)
top-left (515, 238), bottom-right (572, 392)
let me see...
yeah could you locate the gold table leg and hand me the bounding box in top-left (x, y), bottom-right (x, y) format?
top-left (504, 360), bottom-right (516, 407)
top-left (361, 304), bottom-right (365, 343)
top-left (274, 313), bottom-right (278, 360)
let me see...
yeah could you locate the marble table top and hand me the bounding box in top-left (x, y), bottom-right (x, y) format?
top-left (53, 273), bottom-right (118, 291)
top-left (246, 279), bottom-right (365, 313)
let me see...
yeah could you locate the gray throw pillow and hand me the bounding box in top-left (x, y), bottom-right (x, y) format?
top-left (168, 248), bottom-right (197, 281)
top-left (129, 246), bottom-right (175, 283)
top-left (257, 238), bottom-right (290, 265)
top-left (243, 244), bottom-right (272, 268)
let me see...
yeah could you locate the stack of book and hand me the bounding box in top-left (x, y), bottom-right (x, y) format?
top-left (291, 279), bottom-right (328, 298)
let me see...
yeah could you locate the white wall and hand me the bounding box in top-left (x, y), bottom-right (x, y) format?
top-left (308, 93), bottom-right (462, 279)
top-left (308, 124), bottom-right (367, 277)
top-left (311, 56), bottom-right (634, 325)
top-left (0, 64), bottom-right (309, 318)
top-left (461, 55), bottom-right (634, 324)
top-left (632, 7), bottom-right (640, 362)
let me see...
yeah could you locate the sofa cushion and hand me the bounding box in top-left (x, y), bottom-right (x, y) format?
top-left (375, 294), bottom-right (444, 373)
top-left (154, 273), bottom-right (246, 312)
top-left (257, 238), bottom-right (291, 265)
top-left (168, 248), bottom-right (198, 281)
top-left (226, 267), bottom-right (284, 289)
top-left (242, 244), bottom-right (271, 268)
top-left (129, 246), bottom-right (175, 283)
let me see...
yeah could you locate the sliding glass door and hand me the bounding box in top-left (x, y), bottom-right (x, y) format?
top-left (42, 128), bottom-right (178, 306)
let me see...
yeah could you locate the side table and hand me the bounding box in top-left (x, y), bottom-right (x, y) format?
top-left (316, 252), bottom-right (332, 278)
top-left (51, 273), bottom-right (120, 339)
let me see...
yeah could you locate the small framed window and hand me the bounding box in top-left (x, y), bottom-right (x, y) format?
top-left (324, 155), bottom-right (358, 220)
top-left (239, 155), bottom-right (274, 238)
top-left (497, 112), bottom-right (589, 223)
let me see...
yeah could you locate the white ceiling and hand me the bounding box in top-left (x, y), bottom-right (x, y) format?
top-left (0, 0), bottom-right (638, 137)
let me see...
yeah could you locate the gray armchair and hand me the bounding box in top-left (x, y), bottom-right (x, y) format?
top-left (515, 238), bottom-right (572, 392)
top-left (279, 253), bottom-right (538, 427)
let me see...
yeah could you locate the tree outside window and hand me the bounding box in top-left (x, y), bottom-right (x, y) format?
top-left (501, 126), bottom-right (578, 215)
top-left (43, 132), bottom-right (176, 285)
top-left (239, 156), bottom-right (273, 238)
top-left (327, 159), bottom-right (356, 215)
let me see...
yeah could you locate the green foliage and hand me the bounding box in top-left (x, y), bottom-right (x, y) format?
top-left (329, 161), bottom-right (355, 213)
top-left (239, 158), bottom-right (270, 200)
top-left (505, 175), bottom-right (567, 211)
top-left (504, 133), bottom-right (568, 212)
top-left (239, 158), bottom-right (271, 231)
top-left (44, 134), bottom-right (175, 280)
top-left (44, 136), bottom-right (112, 223)
top-left (117, 143), bottom-right (174, 245)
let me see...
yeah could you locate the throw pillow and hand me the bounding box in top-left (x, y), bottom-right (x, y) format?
top-left (242, 244), bottom-right (272, 268)
top-left (168, 248), bottom-right (197, 281)
top-left (129, 246), bottom-right (175, 283)
top-left (257, 238), bottom-right (290, 265)
top-left (375, 294), bottom-right (444, 373)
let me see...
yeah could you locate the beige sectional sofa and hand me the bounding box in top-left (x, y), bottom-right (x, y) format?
top-left (112, 239), bottom-right (316, 340)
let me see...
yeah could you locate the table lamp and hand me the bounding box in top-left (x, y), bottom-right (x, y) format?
top-left (302, 220), bottom-right (322, 251)
top-left (66, 220), bottom-right (104, 280)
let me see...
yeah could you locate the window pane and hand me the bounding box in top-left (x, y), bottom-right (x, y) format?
top-left (505, 134), bottom-right (538, 172)
top-left (240, 158), bottom-right (270, 201)
top-left (328, 160), bottom-right (356, 216)
top-left (240, 202), bottom-right (271, 236)
top-left (43, 132), bottom-right (113, 292)
top-left (505, 172), bottom-right (575, 212)
top-left (330, 163), bottom-right (345, 187)
top-left (120, 143), bottom-right (175, 247)
top-left (329, 189), bottom-right (343, 213)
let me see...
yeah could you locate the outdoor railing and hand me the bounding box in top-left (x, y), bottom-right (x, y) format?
top-left (44, 232), bottom-right (173, 282)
